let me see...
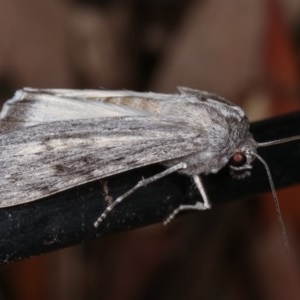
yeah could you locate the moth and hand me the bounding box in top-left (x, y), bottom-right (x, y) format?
top-left (0, 87), bottom-right (299, 249)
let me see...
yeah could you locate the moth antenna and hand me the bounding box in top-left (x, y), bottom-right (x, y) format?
top-left (251, 152), bottom-right (289, 253)
top-left (258, 135), bottom-right (300, 147)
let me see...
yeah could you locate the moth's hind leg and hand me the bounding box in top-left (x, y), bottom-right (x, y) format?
top-left (164, 175), bottom-right (211, 225)
top-left (94, 162), bottom-right (187, 227)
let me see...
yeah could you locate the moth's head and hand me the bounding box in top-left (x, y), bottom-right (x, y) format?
top-left (228, 137), bottom-right (257, 179)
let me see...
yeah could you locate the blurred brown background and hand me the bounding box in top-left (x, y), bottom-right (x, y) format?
top-left (1, 0), bottom-right (300, 299)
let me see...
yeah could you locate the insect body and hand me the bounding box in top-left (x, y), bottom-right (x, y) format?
top-left (0, 87), bottom-right (298, 249)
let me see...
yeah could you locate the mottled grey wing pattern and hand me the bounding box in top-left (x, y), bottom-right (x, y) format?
top-left (0, 116), bottom-right (203, 207)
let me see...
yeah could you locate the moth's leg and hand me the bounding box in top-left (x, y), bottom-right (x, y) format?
top-left (164, 174), bottom-right (211, 225)
top-left (94, 162), bottom-right (187, 227)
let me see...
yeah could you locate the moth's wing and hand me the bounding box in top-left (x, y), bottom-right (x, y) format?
top-left (0, 116), bottom-right (203, 207)
top-left (0, 87), bottom-right (218, 134)
top-left (0, 88), bottom-right (149, 133)
top-left (0, 87), bottom-right (244, 136)
top-left (53, 86), bottom-right (242, 123)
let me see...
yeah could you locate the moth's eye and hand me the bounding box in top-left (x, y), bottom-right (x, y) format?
top-left (229, 152), bottom-right (247, 167)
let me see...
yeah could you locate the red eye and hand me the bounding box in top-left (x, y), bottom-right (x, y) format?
top-left (229, 152), bottom-right (247, 167)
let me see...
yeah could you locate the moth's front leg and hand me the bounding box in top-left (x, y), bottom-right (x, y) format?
top-left (164, 174), bottom-right (211, 224)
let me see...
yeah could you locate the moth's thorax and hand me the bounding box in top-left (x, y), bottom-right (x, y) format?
top-left (164, 98), bottom-right (258, 176)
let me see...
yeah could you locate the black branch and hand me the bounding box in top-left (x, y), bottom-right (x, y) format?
top-left (1, 111), bottom-right (300, 264)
